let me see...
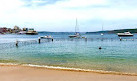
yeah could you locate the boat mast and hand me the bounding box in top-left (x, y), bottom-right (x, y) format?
top-left (75, 18), bottom-right (79, 33)
top-left (75, 18), bottom-right (77, 33)
top-left (101, 23), bottom-right (104, 36)
top-left (102, 23), bottom-right (103, 31)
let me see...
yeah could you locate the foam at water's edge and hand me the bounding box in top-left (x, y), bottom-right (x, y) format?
top-left (0, 63), bottom-right (137, 76)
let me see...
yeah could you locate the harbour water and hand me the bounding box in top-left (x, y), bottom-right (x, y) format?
top-left (0, 32), bottom-right (137, 75)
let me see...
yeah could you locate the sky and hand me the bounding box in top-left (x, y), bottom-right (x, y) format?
top-left (0, 0), bottom-right (137, 32)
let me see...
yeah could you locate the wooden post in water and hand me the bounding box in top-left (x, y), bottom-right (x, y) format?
top-left (85, 38), bottom-right (87, 42)
top-left (16, 40), bottom-right (18, 47)
top-left (119, 37), bottom-right (122, 41)
top-left (38, 38), bottom-right (41, 44)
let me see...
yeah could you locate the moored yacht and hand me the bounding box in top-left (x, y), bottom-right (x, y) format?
top-left (117, 32), bottom-right (133, 37)
top-left (69, 32), bottom-right (80, 38)
top-left (69, 18), bottom-right (81, 38)
top-left (101, 23), bottom-right (104, 36)
top-left (40, 35), bottom-right (53, 39)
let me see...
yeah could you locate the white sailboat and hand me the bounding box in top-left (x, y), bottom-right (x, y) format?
top-left (69, 18), bottom-right (80, 38)
top-left (101, 24), bottom-right (104, 36)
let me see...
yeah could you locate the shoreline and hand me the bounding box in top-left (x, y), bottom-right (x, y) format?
top-left (0, 64), bottom-right (137, 81)
top-left (0, 63), bottom-right (137, 76)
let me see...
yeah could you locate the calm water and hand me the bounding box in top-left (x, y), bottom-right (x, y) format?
top-left (0, 32), bottom-right (137, 74)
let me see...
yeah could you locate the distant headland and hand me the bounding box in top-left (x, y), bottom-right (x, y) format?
top-left (86, 28), bottom-right (137, 34)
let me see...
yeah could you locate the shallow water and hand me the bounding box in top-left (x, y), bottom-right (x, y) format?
top-left (0, 33), bottom-right (137, 74)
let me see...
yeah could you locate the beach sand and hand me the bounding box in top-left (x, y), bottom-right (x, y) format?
top-left (0, 65), bottom-right (137, 81)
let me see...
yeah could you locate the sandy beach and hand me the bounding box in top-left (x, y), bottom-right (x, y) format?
top-left (0, 65), bottom-right (137, 81)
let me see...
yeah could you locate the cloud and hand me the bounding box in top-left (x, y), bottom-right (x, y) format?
top-left (22, 0), bottom-right (62, 7)
top-left (0, 0), bottom-right (23, 12)
top-left (0, 0), bottom-right (137, 31)
top-left (109, 0), bottom-right (137, 8)
top-left (0, 0), bottom-right (24, 24)
top-left (55, 0), bottom-right (108, 8)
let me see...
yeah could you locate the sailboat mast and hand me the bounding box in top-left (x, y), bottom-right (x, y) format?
top-left (101, 23), bottom-right (104, 36)
top-left (75, 18), bottom-right (77, 33)
top-left (102, 23), bottom-right (103, 31)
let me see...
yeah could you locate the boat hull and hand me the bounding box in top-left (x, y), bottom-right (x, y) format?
top-left (117, 32), bottom-right (133, 37)
top-left (26, 33), bottom-right (38, 35)
top-left (40, 37), bottom-right (53, 39)
top-left (69, 35), bottom-right (80, 38)
top-left (118, 35), bottom-right (133, 37)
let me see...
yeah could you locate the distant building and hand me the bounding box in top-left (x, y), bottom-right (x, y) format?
top-left (0, 27), bottom-right (7, 33)
top-left (23, 27), bottom-right (28, 31)
top-left (13, 25), bottom-right (21, 33)
top-left (0, 26), bottom-right (37, 34)
top-left (14, 25), bottom-right (20, 30)
top-left (7, 28), bottom-right (12, 33)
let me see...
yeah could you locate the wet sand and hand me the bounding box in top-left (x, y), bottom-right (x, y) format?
top-left (0, 65), bottom-right (137, 81)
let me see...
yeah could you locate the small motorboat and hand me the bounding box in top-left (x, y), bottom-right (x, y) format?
top-left (40, 35), bottom-right (53, 39)
top-left (18, 31), bottom-right (26, 34)
top-left (117, 32), bottom-right (133, 37)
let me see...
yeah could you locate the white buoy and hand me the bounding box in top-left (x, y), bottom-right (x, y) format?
top-left (101, 33), bottom-right (104, 36)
